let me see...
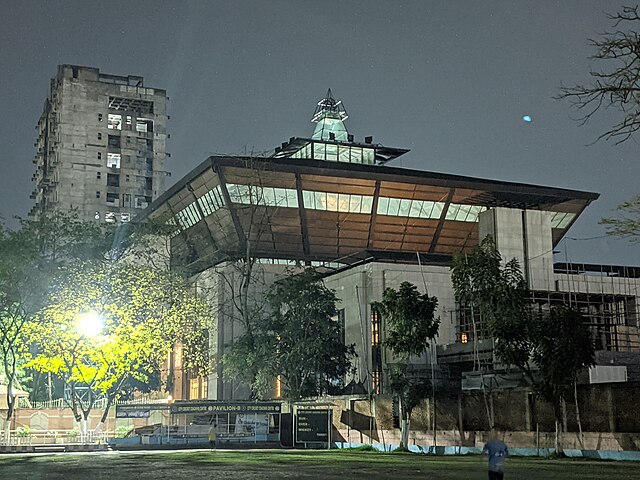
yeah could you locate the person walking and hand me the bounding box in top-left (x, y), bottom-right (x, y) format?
top-left (482, 438), bottom-right (509, 479)
top-left (208, 426), bottom-right (217, 450)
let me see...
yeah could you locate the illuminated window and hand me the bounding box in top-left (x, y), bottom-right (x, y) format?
top-left (461, 332), bottom-right (468, 343)
top-left (120, 213), bottom-right (130, 223)
top-left (107, 114), bottom-right (122, 130)
top-left (371, 307), bottom-right (383, 395)
top-left (227, 184), bottom-right (298, 208)
top-left (371, 309), bottom-right (381, 346)
top-left (135, 119), bottom-right (153, 133)
top-left (105, 212), bottom-right (116, 223)
top-left (189, 378), bottom-right (200, 400)
top-left (200, 379), bottom-right (208, 399)
top-left (107, 153), bottom-right (121, 168)
top-left (446, 204), bottom-right (485, 222)
top-left (176, 202), bottom-right (202, 229)
top-left (275, 375), bottom-right (282, 399)
top-left (303, 190), bottom-right (373, 214)
top-left (197, 185), bottom-right (225, 216)
top-left (377, 197), bottom-right (444, 219)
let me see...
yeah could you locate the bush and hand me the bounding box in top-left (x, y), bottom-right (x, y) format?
top-left (344, 445), bottom-right (380, 452)
top-left (67, 427), bottom-right (79, 438)
top-left (16, 426), bottom-right (31, 437)
top-left (115, 425), bottom-right (135, 438)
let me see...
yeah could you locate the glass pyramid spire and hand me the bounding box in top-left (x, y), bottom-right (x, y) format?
top-left (311, 89), bottom-right (349, 141)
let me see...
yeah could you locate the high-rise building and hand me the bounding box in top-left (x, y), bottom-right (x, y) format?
top-left (31, 64), bottom-right (169, 223)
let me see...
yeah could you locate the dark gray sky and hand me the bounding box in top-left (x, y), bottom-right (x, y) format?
top-left (1, 1), bottom-right (638, 265)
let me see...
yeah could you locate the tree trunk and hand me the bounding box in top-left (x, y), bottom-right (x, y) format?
top-left (398, 399), bottom-right (410, 450)
top-left (574, 381), bottom-right (584, 448)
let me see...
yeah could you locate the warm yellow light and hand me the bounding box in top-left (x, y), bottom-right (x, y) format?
top-left (461, 332), bottom-right (468, 344)
top-left (275, 375), bottom-right (282, 399)
top-left (76, 311), bottom-right (104, 338)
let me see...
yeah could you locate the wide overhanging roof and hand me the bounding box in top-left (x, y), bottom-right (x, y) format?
top-left (140, 155), bottom-right (598, 274)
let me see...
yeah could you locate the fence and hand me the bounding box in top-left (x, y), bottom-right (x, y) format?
top-left (0, 429), bottom-right (111, 446)
top-left (24, 395), bottom-right (169, 410)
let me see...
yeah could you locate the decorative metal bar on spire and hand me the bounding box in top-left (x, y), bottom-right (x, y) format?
top-left (311, 89), bottom-right (349, 141)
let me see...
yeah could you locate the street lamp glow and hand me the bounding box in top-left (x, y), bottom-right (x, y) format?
top-left (76, 311), bottom-right (104, 338)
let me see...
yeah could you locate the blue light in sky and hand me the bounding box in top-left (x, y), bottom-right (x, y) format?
top-left (522, 115), bottom-right (532, 122)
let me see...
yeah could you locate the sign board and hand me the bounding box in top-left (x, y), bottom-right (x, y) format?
top-left (295, 409), bottom-right (331, 444)
top-left (115, 403), bottom-right (169, 419)
top-left (169, 401), bottom-right (281, 415)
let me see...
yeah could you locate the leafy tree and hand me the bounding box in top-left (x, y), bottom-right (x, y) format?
top-left (26, 261), bottom-right (212, 434)
top-left (451, 236), bottom-right (532, 434)
top-left (452, 237), bottom-right (595, 449)
top-left (451, 236), bottom-right (533, 380)
top-left (224, 269), bottom-right (355, 400)
top-left (531, 305), bottom-right (595, 453)
top-left (0, 222), bottom-right (34, 430)
top-left (372, 282), bottom-right (439, 450)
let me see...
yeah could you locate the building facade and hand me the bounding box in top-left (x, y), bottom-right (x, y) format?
top-left (31, 64), bottom-right (169, 223)
top-left (140, 91), bottom-right (640, 401)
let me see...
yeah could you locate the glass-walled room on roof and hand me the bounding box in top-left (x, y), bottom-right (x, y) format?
top-left (289, 141), bottom-right (376, 164)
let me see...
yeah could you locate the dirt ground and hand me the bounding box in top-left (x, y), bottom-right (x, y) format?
top-left (0, 449), bottom-right (638, 480)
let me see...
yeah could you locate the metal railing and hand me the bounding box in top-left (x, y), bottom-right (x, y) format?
top-left (24, 394), bottom-right (169, 410)
top-left (0, 429), bottom-right (112, 446)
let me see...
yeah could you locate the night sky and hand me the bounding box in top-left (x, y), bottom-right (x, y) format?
top-left (1, 1), bottom-right (638, 265)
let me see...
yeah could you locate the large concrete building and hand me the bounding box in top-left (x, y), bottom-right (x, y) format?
top-left (31, 65), bottom-right (169, 223)
top-left (141, 90), bottom-right (640, 401)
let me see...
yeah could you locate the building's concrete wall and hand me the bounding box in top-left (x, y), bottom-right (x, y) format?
top-left (32, 64), bottom-right (168, 222)
top-left (193, 262), bottom-right (293, 401)
top-left (324, 262), bottom-right (457, 390)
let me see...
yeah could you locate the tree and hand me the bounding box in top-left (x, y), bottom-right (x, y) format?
top-left (1, 210), bottom-right (111, 432)
top-left (600, 195), bottom-right (640, 241)
top-left (531, 305), bottom-right (595, 454)
top-left (558, 5), bottom-right (640, 144)
top-left (0, 222), bottom-right (34, 432)
top-left (26, 261), bottom-right (212, 434)
top-left (557, 6), bottom-right (640, 238)
top-left (452, 237), bottom-right (595, 451)
top-left (372, 282), bottom-right (440, 450)
top-left (223, 269), bottom-right (355, 400)
top-left (451, 236), bottom-right (534, 380)
top-left (451, 236), bottom-right (533, 434)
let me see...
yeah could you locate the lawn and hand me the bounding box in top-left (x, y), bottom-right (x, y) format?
top-left (0, 449), bottom-right (637, 480)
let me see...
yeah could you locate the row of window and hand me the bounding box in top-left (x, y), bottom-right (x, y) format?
top-left (290, 142), bottom-right (376, 164)
top-left (169, 182), bottom-right (572, 234)
top-left (95, 192), bottom-right (149, 209)
top-left (100, 113), bottom-right (154, 133)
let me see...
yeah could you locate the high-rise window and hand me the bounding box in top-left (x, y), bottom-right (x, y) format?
top-left (370, 308), bottom-right (383, 394)
top-left (107, 114), bottom-right (122, 130)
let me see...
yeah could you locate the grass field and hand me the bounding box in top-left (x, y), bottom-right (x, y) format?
top-left (0, 449), bottom-right (638, 480)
